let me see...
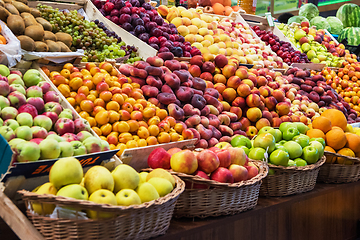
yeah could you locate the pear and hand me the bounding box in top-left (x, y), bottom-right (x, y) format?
top-left (49, 157), bottom-right (83, 189)
top-left (84, 166), bottom-right (114, 195)
top-left (32, 182), bottom-right (57, 215)
top-left (147, 177), bottom-right (173, 197)
top-left (111, 164), bottom-right (139, 193)
top-left (146, 169), bottom-right (175, 187)
top-left (136, 182), bottom-right (159, 203)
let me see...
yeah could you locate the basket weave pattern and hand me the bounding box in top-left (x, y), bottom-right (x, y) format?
top-left (318, 152), bottom-right (360, 183)
top-left (260, 156), bottom-right (326, 197)
top-left (171, 160), bottom-right (268, 218)
top-left (19, 176), bottom-right (185, 240)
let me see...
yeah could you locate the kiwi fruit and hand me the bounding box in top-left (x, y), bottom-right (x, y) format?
top-left (7, 15), bottom-right (25, 35)
top-left (46, 40), bottom-right (60, 52)
top-left (24, 24), bottom-right (44, 41)
top-left (0, 6), bottom-right (10, 21)
top-left (54, 32), bottom-right (72, 48)
top-left (44, 31), bottom-right (56, 42)
top-left (17, 35), bottom-right (35, 51)
top-left (5, 3), bottom-right (19, 14)
top-left (21, 12), bottom-right (37, 27)
top-left (36, 17), bottom-right (52, 31)
top-left (29, 7), bottom-right (40, 17)
top-left (12, 1), bottom-right (29, 13)
top-left (34, 41), bottom-right (48, 52)
top-left (56, 41), bottom-right (72, 52)
top-left (0, 0), bottom-right (5, 7)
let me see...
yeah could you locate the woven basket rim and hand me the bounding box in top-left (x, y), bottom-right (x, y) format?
top-left (145, 160), bottom-right (268, 188)
top-left (18, 175), bottom-right (185, 212)
top-left (266, 155), bottom-right (326, 171)
top-left (324, 151), bottom-right (360, 163)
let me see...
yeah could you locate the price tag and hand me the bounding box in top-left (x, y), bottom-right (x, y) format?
top-left (265, 12), bottom-right (274, 27)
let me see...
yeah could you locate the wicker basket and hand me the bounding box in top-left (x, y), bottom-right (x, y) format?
top-left (260, 156), bottom-right (326, 197)
top-left (169, 160), bottom-right (268, 218)
top-left (18, 176), bottom-right (185, 240)
top-left (317, 151), bottom-right (360, 183)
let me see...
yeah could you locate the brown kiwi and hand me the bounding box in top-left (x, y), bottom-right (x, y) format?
top-left (34, 41), bottom-right (48, 52)
top-left (57, 41), bottom-right (72, 52)
top-left (12, 1), bottom-right (29, 13)
top-left (5, 3), bottom-right (19, 14)
top-left (35, 17), bottom-right (52, 31)
top-left (46, 40), bottom-right (61, 52)
top-left (7, 15), bottom-right (25, 35)
top-left (54, 32), bottom-right (72, 48)
top-left (17, 35), bottom-right (35, 51)
top-left (29, 7), bottom-right (40, 17)
top-left (0, 0), bottom-right (5, 7)
top-left (44, 31), bottom-right (57, 42)
top-left (0, 6), bottom-right (10, 22)
top-left (24, 24), bottom-right (44, 41)
top-left (21, 12), bottom-right (37, 27)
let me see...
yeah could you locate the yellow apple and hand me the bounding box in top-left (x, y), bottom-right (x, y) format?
top-left (147, 177), bottom-right (173, 197)
top-left (136, 182), bottom-right (159, 203)
top-left (116, 189), bottom-right (141, 206)
top-left (146, 168), bottom-right (175, 187)
top-left (32, 182), bottom-right (57, 215)
top-left (87, 189), bottom-right (117, 219)
top-left (84, 165), bottom-right (114, 195)
top-left (111, 164), bottom-right (139, 193)
top-left (139, 172), bottom-right (148, 184)
top-left (49, 157), bottom-right (83, 189)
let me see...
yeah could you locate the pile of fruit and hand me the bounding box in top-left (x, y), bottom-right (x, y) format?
top-left (197, 0), bottom-right (243, 16)
top-left (92, 0), bottom-right (200, 57)
top-left (42, 62), bottom-right (191, 157)
top-left (147, 144), bottom-right (259, 185)
top-left (32, 157), bottom-right (177, 218)
top-left (0, 65), bottom-right (107, 163)
top-left (158, 6), bottom-right (285, 68)
top-left (308, 109), bottom-right (360, 163)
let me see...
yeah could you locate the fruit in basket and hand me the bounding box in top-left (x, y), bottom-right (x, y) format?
top-left (253, 133), bottom-right (275, 153)
top-left (112, 164), bottom-right (140, 192)
top-left (196, 149), bottom-right (220, 173)
top-left (170, 150), bottom-right (198, 174)
top-left (283, 141), bottom-right (303, 159)
top-left (228, 164), bottom-right (248, 182)
top-left (49, 157), bottom-right (83, 189)
top-left (56, 184), bottom-right (89, 201)
top-left (116, 189), bottom-right (141, 206)
top-left (269, 149), bottom-right (289, 166)
top-left (325, 128), bottom-right (347, 150)
top-left (210, 167), bottom-right (234, 183)
top-left (302, 145), bottom-right (320, 164)
top-left (309, 140), bottom-right (324, 158)
top-left (147, 177), bottom-right (174, 197)
top-left (136, 182), bottom-right (160, 203)
top-left (84, 166), bottom-right (115, 195)
top-left (336, 148), bottom-right (355, 165)
top-left (146, 168), bottom-right (176, 187)
top-left (32, 182), bottom-right (58, 215)
top-left (87, 189), bottom-right (117, 219)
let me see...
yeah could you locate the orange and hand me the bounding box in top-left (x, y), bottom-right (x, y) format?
top-left (324, 146), bottom-right (336, 164)
top-left (312, 116), bottom-right (332, 133)
top-left (345, 133), bottom-right (360, 154)
top-left (336, 148), bottom-right (355, 165)
top-left (306, 129), bottom-right (325, 140)
top-left (326, 128), bottom-right (347, 150)
top-left (321, 109), bottom-right (347, 131)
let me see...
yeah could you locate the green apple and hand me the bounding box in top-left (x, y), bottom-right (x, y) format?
top-left (293, 134), bottom-right (310, 148)
top-left (307, 50), bottom-right (316, 59)
top-left (56, 184), bottom-right (88, 204)
top-left (292, 122), bottom-right (310, 134)
top-left (116, 189), bottom-right (141, 206)
top-left (301, 42), bottom-right (311, 52)
top-left (248, 147), bottom-right (267, 160)
top-left (146, 168), bottom-right (175, 187)
top-left (231, 135), bottom-right (252, 148)
top-left (278, 140), bottom-right (287, 145)
top-left (40, 139), bottom-right (61, 159)
top-left (309, 138), bottom-right (326, 148)
top-left (58, 141), bottom-right (74, 157)
top-left (258, 126), bottom-right (273, 135)
top-left (271, 129), bottom-right (283, 143)
top-left (309, 140), bottom-right (324, 158)
top-left (46, 134), bottom-right (65, 142)
top-left (84, 166), bottom-right (114, 195)
top-left (294, 158), bottom-right (308, 166)
top-left (147, 177), bottom-right (174, 197)
top-left (87, 189), bottom-right (117, 219)
top-left (136, 182), bottom-right (160, 203)
top-left (239, 146), bottom-right (250, 156)
top-left (16, 141), bottom-right (40, 162)
top-left (8, 138), bottom-right (25, 149)
top-left (283, 141), bottom-right (303, 159)
top-left (139, 172), bottom-right (148, 184)
top-left (253, 133), bottom-right (275, 152)
top-left (32, 182), bottom-right (57, 215)
top-left (279, 122), bottom-right (293, 133)
top-left (112, 164), bottom-right (140, 193)
top-left (269, 149), bottom-right (289, 166)
top-left (49, 157), bottom-right (83, 189)
top-left (288, 160), bottom-right (297, 166)
top-left (275, 143), bottom-right (289, 153)
top-left (4, 119), bottom-right (19, 131)
top-left (16, 113), bottom-right (33, 127)
top-left (15, 126), bottom-right (32, 141)
top-left (302, 146), bottom-right (320, 164)
top-left (282, 126), bottom-right (300, 141)
top-left (23, 69), bottom-right (42, 87)
top-left (294, 28), bottom-right (306, 40)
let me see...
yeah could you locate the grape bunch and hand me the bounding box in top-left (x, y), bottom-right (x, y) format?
top-left (37, 4), bottom-right (141, 62)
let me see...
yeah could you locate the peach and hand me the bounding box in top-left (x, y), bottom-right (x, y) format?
top-left (235, 68), bottom-right (248, 80)
top-left (189, 55), bottom-right (204, 67)
top-left (196, 139), bottom-right (209, 149)
top-left (237, 83), bottom-right (251, 98)
top-left (246, 93), bottom-right (261, 108)
top-left (232, 97), bottom-right (246, 109)
top-left (129, 67), bottom-right (147, 79)
top-left (280, 115), bottom-right (291, 123)
top-left (242, 79), bottom-right (254, 89)
top-left (259, 86), bottom-right (272, 97)
top-left (227, 76), bottom-right (241, 89)
top-left (185, 115), bottom-right (201, 128)
top-left (221, 101), bottom-right (231, 112)
top-left (191, 94), bottom-right (207, 110)
top-left (218, 114), bottom-right (230, 126)
top-left (182, 129), bottom-right (194, 140)
top-left (245, 126), bottom-right (258, 139)
top-left (161, 84), bottom-right (174, 94)
top-left (189, 65), bottom-right (201, 77)
top-left (265, 96), bottom-right (278, 111)
top-left (173, 70), bottom-right (190, 83)
top-left (208, 114), bottom-right (221, 128)
top-left (175, 86), bottom-right (194, 102)
top-left (247, 107), bottom-right (262, 122)
top-left (229, 122), bottom-right (242, 131)
top-left (213, 74), bottom-right (227, 84)
top-left (204, 88), bottom-right (220, 99)
top-left (222, 65), bottom-right (236, 79)
top-left (119, 110), bottom-right (131, 121)
top-left (214, 54), bottom-right (228, 68)
top-left (146, 56), bottom-right (164, 67)
top-left (222, 88), bottom-right (236, 103)
top-left (223, 111), bottom-right (238, 122)
top-left (192, 77), bottom-right (207, 91)
top-left (214, 83), bottom-right (226, 94)
top-left (201, 61), bottom-right (215, 74)
top-left (272, 89), bottom-right (285, 102)
top-left (219, 125), bottom-right (234, 136)
top-left (157, 92), bottom-right (177, 105)
top-left (168, 103), bottom-right (185, 120)
top-left (255, 118), bottom-right (271, 130)
top-left (146, 75), bottom-right (163, 89)
top-left (183, 104), bottom-right (201, 116)
top-left (141, 85), bottom-right (159, 98)
top-left (196, 124), bottom-right (213, 140)
top-left (272, 117), bottom-right (283, 127)
top-left (148, 116), bottom-right (161, 126)
top-left (164, 60), bottom-right (181, 72)
top-left (276, 102), bottom-right (291, 116)
top-left (200, 72), bottom-right (213, 82)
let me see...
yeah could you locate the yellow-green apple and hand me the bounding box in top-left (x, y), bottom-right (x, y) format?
top-left (116, 189), bottom-right (141, 206)
top-left (215, 142), bottom-right (231, 149)
top-left (136, 182), bottom-right (160, 203)
top-left (288, 160), bottom-right (296, 166)
top-left (146, 168), bottom-right (175, 187)
top-left (230, 135), bottom-right (252, 148)
top-left (15, 113), bottom-right (33, 127)
top-left (26, 86), bottom-right (43, 98)
top-left (84, 166), bottom-right (114, 195)
top-left (147, 177), bottom-right (174, 197)
top-left (32, 182), bottom-right (57, 215)
top-left (31, 126), bottom-right (48, 139)
top-left (42, 111), bottom-right (58, 125)
top-left (15, 126), bottom-right (32, 141)
top-left (58, 141), bottom-right (74, 157)
top-left (245, 165), bottom-right (259, 180)
top-left (44, 102), bottom-right (62, 116)
top-left (58, 109), bottom-right (73, 120)
top-left (87, 189), bottom-right (117, 219)
top-left (34, 115), bottom-right (53, 131)
top-left (139, 172), bottom-right (148, 184)
top-left (294, 158), bottom-right (308, 166)
top-left (196, 149), bottom-right (220, 173)
top-left (70, 141), bottom-right (87, 156)
top-left (100, 140), bottom-right (110, 151)
top-left (293, 134), bottom-right (310, 148)
top-left (0, 95), bottom-right (10, 109)
top-left (77, 131), bottom-right (93, 142)
top-left (309, 140), bottom-right (324, 157)
top-left (0, 126), bottom-right (15, 141)
top-left (248, 147), bottom-right (267, 160)
top-left (1, 106), bottom-right (18, 120)
top-left (8, 91), bottom-right (26, 108)
top-left (170, 150), bottom-right (198, 174)
top-left (39, 139), bottom-right (60, 159)
top-left (229, 164), bottom-right (248, 182)
top-left (112, 164), bottom-right (140, 193)
top-left (8, 138), bottom-right (25, 149)
top-left (147, 148), bottom-right (171, 169)
top-left (56, 184), bottom-right (88, 201)
top-left (23, 69), bottom-right (42, 87)
top-left (83, 136), bottom-right (102, 153)
top-left (50, 157), bottom-right (83, 189)
top-left (210, 167), bottom-right (234, 183)
top-left (283, 141), bottom-right (303, 159)
top-left (269, 149), bottom-right (289, 166)
top-left (253, 133), bottom-right (276, 152)
top-left (227, 147), bottom-right (248, 166)
top-left (292, 122), bottom-right (310, 134)
top-left (15, 141), bottom-right (40, 162)
top-left (8, 74), bottom-right (23, 85)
